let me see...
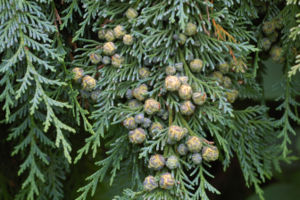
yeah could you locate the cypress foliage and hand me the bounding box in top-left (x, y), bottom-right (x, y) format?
top-left (0, 0), bottom-right (299, 200)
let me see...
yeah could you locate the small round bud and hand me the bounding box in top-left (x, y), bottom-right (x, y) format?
top-left (111, 54), bottom-right (124, 68)
top-left (112, 55), bottom-right (123, 68)
top-left (260, 38), bottom-right (272, 51)
top-left (191, 153), bottom-right (202, 164)
top-left (262, 21), bottom-right (275, 35)
top-left (123, 117), bottom-right (137, 130)
top-left (142, 118), bottom-right (152, 128)
top-left (202, 146), bottom-right (219, 162)
top-left (186, 136), bottom-right (203, 153)
top-left (133, 84), bottom-right (148, 101)
top-left (98, 29), bottom-right (106, 40)
top-left (103, 42), bottom-right (116, 56)
top-left (134, 113), bottom-right (145, 124)
top-left (123, 34), bottom-right (134, 45)
top-left (175, 62), bottom-right (184, 71)
top-left (128, 128), bottom-right (146, 144)
top-left (72, 67), bottom-right (84, 82)
top-left (148, 154), bottom-right (165, 170)
top-left (192, 92), bottom-right (207, 105)
top-left (270, 46), bottom-right (284, 62)
top-left (139, 67), bottom-right (150, 79)
top-left (178, 33), bottom-right (187, 45)
top-left (179, 76), bottom-right (189, 84)
top-left (178, 84), bottom-right (193, 100)
top-left (165, 76), bottom-right (181, 91)
top-left (226, 89), bottom-right (239, 103)
top-left (212, 71), bottom-right (223, 83)
top-left (168, 125), bottom-right (188, 142)
top-left (113, 25), bottom-right (126, 39)
top-left (91, 90), bottom-right (101, 102)
top-left (166, 66), bottom-right (177, 76)
top-left (102, 56), bottom-right (111, 65)
top-left (104, 29), bottom-right (115, 42)
top-left (223, 76), bottom-right (232, 88)
top-left (173, 34), bottom-right (179, 40)
top-left (143, 176), bottom-right (158, 191)
top-left (158, 109), bottom-right (168, 121)
top-left (128, 99), bottom-right (142, 109)
top-left (89, 53), bottom-right (101, 64)
top-left (126, 89), bottom-right (133, 99)
top-left (126, 8), bottom-right (138, 19)
top-left (190, 59), bottom-right (203, 73)
top-left (144, 98), bottom-right (161, 115)
top-left (180, 101), bottom-right (195, 116)
top-left (82, 75), bottom-right (96, 91)
top-left (159, 173), bottom-right (175, 189)
top-left (185, 22), bottom-right (197, 36)
top-left (150, 122), bottom-right (163, 137)
top-left (166, 155), bottom-right (180, 170)
top-left (218, 62), bottom-right (230, 74)
top-left (177, 144), bottom-right (188, 156)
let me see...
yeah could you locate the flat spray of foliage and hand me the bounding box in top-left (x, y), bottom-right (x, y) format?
top-left (0, 0), bottom-right (299, 200)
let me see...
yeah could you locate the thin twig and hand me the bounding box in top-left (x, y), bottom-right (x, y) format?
top-left (199, 13), bottom-right (210, 36)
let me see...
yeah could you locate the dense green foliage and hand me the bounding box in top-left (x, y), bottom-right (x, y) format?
top-left (0, 0), bottom-right (299, 200)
